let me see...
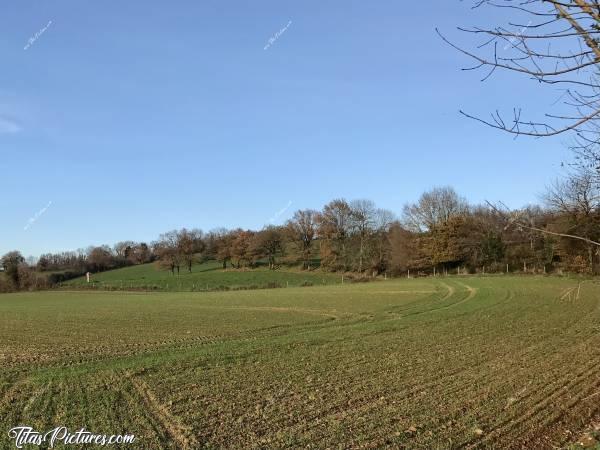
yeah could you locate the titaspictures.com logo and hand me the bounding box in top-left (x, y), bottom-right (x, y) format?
top-left (8, 426), bottom-right (135, 448)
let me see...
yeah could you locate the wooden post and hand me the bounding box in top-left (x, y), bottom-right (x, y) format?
top-left (523, 261), bottom-right (526, 273)
top-left (342, 276), bottom-right (344, 284)
top-left (433, 267), bottom-right (436, 277)
top-left (408, 269), bottom-right (410, 279)
top-left (506, 264), bottom-right (509, 274)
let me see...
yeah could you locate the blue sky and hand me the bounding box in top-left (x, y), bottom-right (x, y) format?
top-left (1, 1), bottom-right (571, 257)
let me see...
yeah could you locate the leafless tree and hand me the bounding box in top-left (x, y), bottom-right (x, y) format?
top-left (370, 208), bottom-right (396, 274)
top-left (317, 199), bottom-right (354, 270)
top-left (154, 231), bottom-right (181, 275)
top-left (286, 210), bottom-right (317, 270)
top-left (544, 168), bottom-right (600, 269)
top-left (403, 186), bottom-right (469, 232)
top-left (349, 199), bottom-right (377, 273)
top-left (441, 0), bottom-right (600, 162)
top-left (114, 241), bottom-right (135, 259)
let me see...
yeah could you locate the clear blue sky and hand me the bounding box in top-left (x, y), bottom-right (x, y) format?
top-left (1, 1), bottom-right (571, 257)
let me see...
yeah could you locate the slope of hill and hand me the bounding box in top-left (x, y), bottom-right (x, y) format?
top-left (64, 260), bottom-right (343, 291)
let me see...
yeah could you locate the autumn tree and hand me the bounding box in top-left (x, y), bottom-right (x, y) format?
top-left (177, 228), bottom-right (205, 273)
top-left (129, 242), bottom-right (152, 265)
top-left (231, 230), bottom-right (255, 268)
top-left (154, 231), bottom-right (181, 275)
top-left (87, 246), bottom-right (114, 272)
top-left (250, 226), bottom-right (284, 270)
top-left (388, 224), bottom-right (429, 274)
top-left (213, 229), bottom-right (236, 269)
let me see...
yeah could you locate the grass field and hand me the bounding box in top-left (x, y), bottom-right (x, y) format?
top-left (63, 261), bottom-right (342, 291)
top-left (1, 276), bottom-right (599, 448)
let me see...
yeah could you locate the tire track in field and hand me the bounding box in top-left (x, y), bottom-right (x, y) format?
top-left (382, 281), bottom-right (460, 320)
top-left (6, 308), bottom-right (346, 371)
top-left (401, 281), bottom-right (477, 317)
top-left (126, 371), bottom-right (199, 449)
top-left (560, 286), bottom-right (577, 301)
top-left (440, 281), bottom-right (478, 310)
top-left (21, 311), bottom-right (347, 373)
top-left (439, 281), bottom-right (456, 301)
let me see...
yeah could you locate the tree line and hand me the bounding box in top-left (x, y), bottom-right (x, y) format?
top-left (2, 168), bottom-right (599, 293)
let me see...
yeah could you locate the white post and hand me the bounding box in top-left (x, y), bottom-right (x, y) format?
top-left (408, 269), bottom-right (410, 279)
top-left (86, 272), bottom-right (90, 283)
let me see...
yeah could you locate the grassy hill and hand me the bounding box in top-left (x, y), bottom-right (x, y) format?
top-left (64, 260), bottom-right (343, 291)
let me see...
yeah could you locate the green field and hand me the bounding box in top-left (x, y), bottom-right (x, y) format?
top-left (63, 261), bottom-right (342, 291)
top-left (1, 277), bottom-right (599, 448)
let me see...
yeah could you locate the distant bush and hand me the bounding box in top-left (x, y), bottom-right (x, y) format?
top-left (48, 270), bottom-right (87, 284)
top-left (0, 277), bottom-right (14, 293)
top-left (215, 285), bottom-right (231, 291)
